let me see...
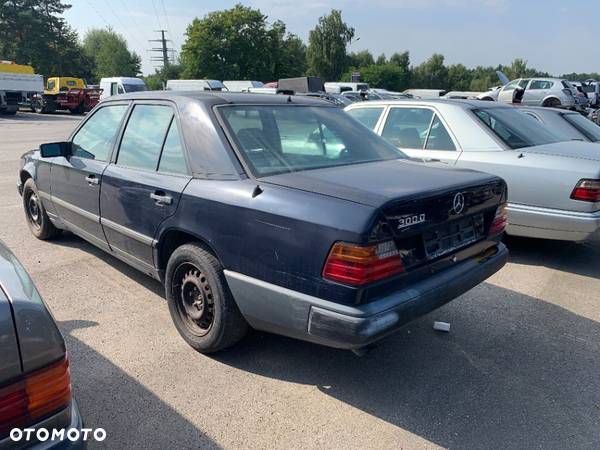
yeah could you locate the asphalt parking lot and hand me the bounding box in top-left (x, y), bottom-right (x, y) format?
top-left (1, 112), bottom-right (599, 450)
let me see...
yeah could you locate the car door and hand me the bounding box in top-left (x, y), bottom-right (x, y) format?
top-left (49, 103), bottom-right (129, 250)
top-left (99, 102), bottom-right (191, 270)
top-left (378, 106), bottom-right (461, 164)
top-left (523, 80), bottom-right (545, 105)
top-left (497, 79), bottom-right (520, 104)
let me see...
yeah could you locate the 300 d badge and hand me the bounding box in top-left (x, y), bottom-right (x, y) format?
top-left (397, 214), bottom-right (426, 229)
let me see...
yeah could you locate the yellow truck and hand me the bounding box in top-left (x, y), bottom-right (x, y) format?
top-left (32, 77), bottom-right (102, 114)
top-left (0, 61), bottom-right (43, 115)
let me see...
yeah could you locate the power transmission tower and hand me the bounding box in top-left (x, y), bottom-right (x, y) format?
top-left (148, 29), bottom-right (174, 70)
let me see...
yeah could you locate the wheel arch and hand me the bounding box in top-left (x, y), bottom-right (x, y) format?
top-left (155, 228), bottom-right (222, 276)
top-left (542, 96), bottom-right (561, 106)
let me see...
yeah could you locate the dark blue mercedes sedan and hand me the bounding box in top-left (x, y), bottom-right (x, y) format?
top-left (18, 92), bottom-right (508, 353)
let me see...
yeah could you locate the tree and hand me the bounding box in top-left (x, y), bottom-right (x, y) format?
top-left (447, 64), bottom-right (472, 91)
top-left (347, 50), bottom-right (374, 69)
top-left (360, 64), bottom-right (407, 91)
top-left (82, 28), bottom-right (141, 82)
top-left (412, 53), bottom-right (449, 89)
top-left (375, 53), bottom-right (387, 65)
top-left (180, 5), bottom-right (303, 81)
top-left (144, 63), bottom-right (183, 90)
top-left (0, 0), bottom-right (91, 77)
top-left (306, 10), bottom-right (354, 80)
top-left (388, 51), bottom-right (411, 89)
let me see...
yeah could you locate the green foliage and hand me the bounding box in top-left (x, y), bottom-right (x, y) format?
top-left (144, 63), bottom-right (183, 90)
top-left (0, 0), bottom-right (92, 78)
top-left (447, 64), bottom-right (472, 91)
top-left (347, 50), bottom-right (374, 69)
top-left (375, 53), bottom-right (387, 65)
top-left (359, 64), bottom-right (407, 91)
top-left (306, 10), bottom-right (354, 80)
top-left (180, 5), bottom-right (304, 81)
top-left (412, 53), bottom-right (449, 89)
top-left (82, 28), bottom-right (141, 83)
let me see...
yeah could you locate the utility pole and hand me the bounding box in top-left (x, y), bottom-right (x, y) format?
top-left (148, 29), bottom-right (174, 70)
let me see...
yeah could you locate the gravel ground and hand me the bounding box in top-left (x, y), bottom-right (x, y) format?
top-left (1, 112), bottom-right (599, 450)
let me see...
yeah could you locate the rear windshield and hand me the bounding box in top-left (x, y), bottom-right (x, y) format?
top-left (473, 107), bottom-right (562, 149)
top-left (563, 113), bottom-right (600, 142)
top-left (219, 105), bottom-right (406, 176)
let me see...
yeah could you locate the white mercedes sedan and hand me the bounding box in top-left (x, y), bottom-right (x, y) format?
top-left (346, 99), bottom-right (600, 241)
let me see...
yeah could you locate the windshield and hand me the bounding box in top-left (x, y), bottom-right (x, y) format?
top-left (123, 84), bottom-right (147, 93)
top-left (473, 107), bottom-right (562, 149)
top-left (563, 113), bottom-right (600, 142)
top-left (219, 105), bottom-right (407, 177)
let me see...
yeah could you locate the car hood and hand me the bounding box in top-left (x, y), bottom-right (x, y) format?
top-left (524, 140), bottom-right (600, 161)
top-left (260, 159), bottom-right (500, 207)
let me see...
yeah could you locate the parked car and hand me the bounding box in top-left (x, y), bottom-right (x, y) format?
top-left (99, 77), bottom-right (147, 100)
top-left (32, 77), bottom-right (102, 114)
top-left (579, 80), bottom-right (600, 108)
top-left (324, 82), bottom-right (369, 94)
top-left (518, 106), bottom-right (600, 143)
top-left (297, 91), bottom-right (352, 107)
top-left (346, 99), bottom-right (600, 242)
top-left (0, 240), bottom-right (84, 448)
top-left (496, 78), bottom-right (584, 109)
top-left (403, 89), bottom-right (447, 99)
top-left (165, 79), bottom-right (227, 92)
top-left (222, 80), bottom-right (264, 92)
top-left (18, 92), bottom-right (508, 354)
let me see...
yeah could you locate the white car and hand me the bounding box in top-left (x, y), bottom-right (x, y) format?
top-left (99, 77), bottom-right (147, 99)
top-left (346, 99), bottom-right (600, 241)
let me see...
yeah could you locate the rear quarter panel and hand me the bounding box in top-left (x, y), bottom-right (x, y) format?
top-left (156, 178), bottom-right (378, 303)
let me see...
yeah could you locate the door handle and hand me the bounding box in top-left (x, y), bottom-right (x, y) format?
top-left (85, 175), bottom-right (99, 186)
top-left (150, 191), bottom-right (172, 205)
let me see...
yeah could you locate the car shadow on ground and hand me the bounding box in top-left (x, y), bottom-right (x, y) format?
top-left (214, 283), bottom-right (600, 449)
top-left (505, 234), bottom-right (600, 279)
top-left (47, 231), bottom-right (164, 298)
top-left (3, 111), bottom-right (83, 122)
top-left (58, 319), bottom-right (220, 450)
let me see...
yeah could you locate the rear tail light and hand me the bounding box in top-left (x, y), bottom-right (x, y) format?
top-left (323, 240), bottom-right (404, 286)
top-left (0, 357), bottom-right (71, 436)
top-left (562, 88), bottom-right (574, 96)
top-left (488, 203), bottom-right (508, 236)
top-left (570, 179), bottom-right (600, 202)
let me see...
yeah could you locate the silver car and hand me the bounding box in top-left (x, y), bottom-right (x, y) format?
top-left (496, 78), bottom-right (584, 109)
top-left (345, 99), bottom-right (600, 241)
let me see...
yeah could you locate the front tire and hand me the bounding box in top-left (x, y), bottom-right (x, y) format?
top-left (165, 243), bottom-right (248, 353)
top-left (22, 178), bottom-right (60, 240)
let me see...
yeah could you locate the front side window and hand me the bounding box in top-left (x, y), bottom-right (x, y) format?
top-left (117, 105), bottom-right (174, 171)
top-left (219, 105), bottom-right (406, 177)
top-left (382, 108), bottom-right (433, 149)
top-left (503, 80), bottom-right (519, 90)
top-left (47, 80), bottom-right (55, 90)
top-left (71, 105), bottom-right (128, 160)
top-left (346, 107), bottom-right (384, 130)
top-left (473, 108), bottom-right (562, 149)
top-left (518, 79), bottom-right (530, 89)
top-left (110, 83), bottom-right (118, 95)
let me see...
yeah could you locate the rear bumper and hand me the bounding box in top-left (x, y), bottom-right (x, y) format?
top-left (507, 203), bottom-right (600, 241)
top-left (225, 243), bottom-right (508, 349)
top-left (0, 399), bottom-right (86, 449)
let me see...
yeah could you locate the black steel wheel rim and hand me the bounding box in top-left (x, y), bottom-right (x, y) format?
top-left (26, 191), bottom-right (42, 229)
top-left (173, 263), bottom-right (215, 336)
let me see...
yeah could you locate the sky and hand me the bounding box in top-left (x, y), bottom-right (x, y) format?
top-left (64, 0), bottom-right (597, 77)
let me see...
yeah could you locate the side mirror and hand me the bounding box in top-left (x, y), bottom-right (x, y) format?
top-left (40, 142), bottom-right (71, 158)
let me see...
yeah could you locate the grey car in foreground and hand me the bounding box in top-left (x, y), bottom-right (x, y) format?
top-left (0, 240), bottom-right (84, 449)
top-left (346, 99), bottom-right (600, 241)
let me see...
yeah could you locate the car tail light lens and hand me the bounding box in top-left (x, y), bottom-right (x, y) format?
top-left (562, 88), bottom-right (573, 96)
top-left (0, 357), bottom-right (71, 435)
top-left (571, 179), bottom-right (600, 202)
top-left (488, 204), bottom-right (508, 236)
top-left (323, 241), bottom-right (405, 286)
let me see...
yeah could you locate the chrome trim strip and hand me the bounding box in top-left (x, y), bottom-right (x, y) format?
top-left (50, 195), bottom-right (100, 223)
top-left (100, 217), bottom-right (156, 247)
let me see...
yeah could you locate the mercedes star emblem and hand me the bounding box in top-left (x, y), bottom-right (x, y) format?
top-left (453, 192), bottom-right (465, 214)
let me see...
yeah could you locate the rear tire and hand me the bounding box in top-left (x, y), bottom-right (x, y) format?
top-left (543, 98), bottom-right (561, 108)
top-left (69, 103), bottom-right (84, 115)
top-left (22, 178), bottom-right (60, 240)
top-left (165, 243), bottom-right (248, 353)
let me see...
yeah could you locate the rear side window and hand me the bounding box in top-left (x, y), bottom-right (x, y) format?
top-left (530, 80), bottom-right (553, 90)
top-left (425, 116), bottom-right (456, 151)
top-left (346, 107), bottom-right (384, 130)
top-left (117, 105), bottom-right (174, 171)
top-left (382, 108), bottom-right (433, 149)
top-left (158, 120), bottom-right (188, 174)
top-left (72, 105), bottom-right (128, 160)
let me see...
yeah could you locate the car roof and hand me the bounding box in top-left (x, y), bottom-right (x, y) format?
top-left (102, 90), bottom-right (332, 107)
top-left (345, 98), bottom-right (509, 110)
top-left (517, 106), bottom-right (579, 115)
